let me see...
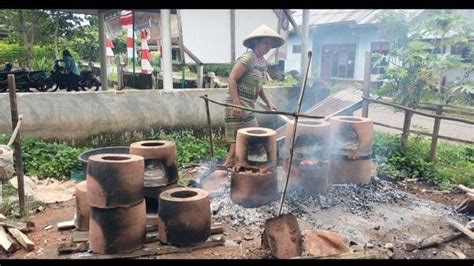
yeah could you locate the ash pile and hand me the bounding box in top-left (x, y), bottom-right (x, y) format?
top-left (210, 175), bottom-right (409, 229)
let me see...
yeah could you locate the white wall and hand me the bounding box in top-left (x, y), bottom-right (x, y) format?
top-left (181, 9), bottom-right (283, 64)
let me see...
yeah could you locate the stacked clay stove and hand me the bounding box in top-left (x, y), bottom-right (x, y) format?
top-left (231, 127), bottom-right (278, 208)
top-left (87, 154), bottom-right (146, 254)
top-left (283, 119), bottom-right (331, 194)
top-left (328, 116), bottom-right (374, 184)
top-left (129, 140), bottom-right (179, 229)
top-left (73, 181), bottom-right (90, 231)
top-left (158, 187), bottom-right (211, 246)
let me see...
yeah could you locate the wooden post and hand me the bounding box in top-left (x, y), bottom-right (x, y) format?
top-left (7, 75), bottom-right (26, 216)
top-left (230, 9), bottom-right (236, 62)
top-left (204, 95), bottom-right (215, 163)
top-left (429, 105), bottom-right (443, 161)
top-left (362, 52), bottom-right (371, 118)
top-left (401, 110), bottom-right (413, 151)
top-left (197, 65), bottom-right (204, 88)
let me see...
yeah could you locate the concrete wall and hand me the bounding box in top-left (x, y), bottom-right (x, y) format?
top-left (0, 87), bottom-right (295, 141)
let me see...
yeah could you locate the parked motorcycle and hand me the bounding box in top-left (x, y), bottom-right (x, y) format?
top-left (40, 60), bottom-right (101, 92)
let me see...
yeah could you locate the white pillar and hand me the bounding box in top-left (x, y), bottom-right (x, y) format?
top-left (161, 9), bottom-right (173, 90)
top-left (300, 9), bottom-right (310, 76)
top-left (197, 65), bottom-right (204, 88)
top-left (98, 11), bottom-right (108, 91)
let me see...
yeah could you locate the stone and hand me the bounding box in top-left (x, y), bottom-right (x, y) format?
top-left (402, 243), bottom-right (416, 252)
top-left (373, 225), bottom-right (380, 230)
top-left (243, 235), bottom-right (254, 241)
top-left (384, 243), bottom-right (394, 251)
top-left (365, 242), bottom-right (374, 249)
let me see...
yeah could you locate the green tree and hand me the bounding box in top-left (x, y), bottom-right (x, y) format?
top-left (376, 10), bottom-right (474, 149)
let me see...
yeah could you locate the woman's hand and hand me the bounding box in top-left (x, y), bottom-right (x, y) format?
top-left (232, 101), bottom-right (243, 117)
top-left (267, 102), bottom-right (278, 111)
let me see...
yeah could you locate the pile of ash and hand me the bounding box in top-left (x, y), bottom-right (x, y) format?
top-left (210, 176), bottom-right (411, 229)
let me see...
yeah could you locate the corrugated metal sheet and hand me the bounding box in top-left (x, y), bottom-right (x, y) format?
top-left (292, 9), bottom-right (425, 27)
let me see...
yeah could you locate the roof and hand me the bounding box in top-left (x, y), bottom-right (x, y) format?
top-left (291, 9), bottom-right (425, 27)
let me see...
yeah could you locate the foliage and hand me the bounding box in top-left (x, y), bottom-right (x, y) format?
top-left (373, 131), bottom-right (473, 189)
top-left (275, 74), bottom-right (298, 87)
top-left (151, 130), bottom-right (228, 167)
top-left (0, 134), bottom-right (89, 179)
top-left (0, 42), bottom-right (55, 69)
top-left (190, 64), bottom-right (233, 77)
top-left (375, 10), bottom-right (474, 106)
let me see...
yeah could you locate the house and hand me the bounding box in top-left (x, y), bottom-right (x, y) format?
top-left (286, 9), bottom-right (473, 83)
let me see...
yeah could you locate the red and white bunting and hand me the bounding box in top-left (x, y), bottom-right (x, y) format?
top-left (105, 39), bottom-right (114, 57)
top-left (140, 29), bottom-right (153, 74)
top-left (120, 10), bottom-right (135, 59)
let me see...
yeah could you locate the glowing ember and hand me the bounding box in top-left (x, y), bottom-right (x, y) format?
top-left (236, 166), bottom-right (270, 174)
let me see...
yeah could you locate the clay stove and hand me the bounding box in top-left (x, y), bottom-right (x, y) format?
top-left (283, 119), bottom-right (331, 194)
top-left (328, 116), bottom-right (374, 184)
top-left (231, 127), bottom-right (278, 208)
top-left (129, 140), bottom-right (179, 227)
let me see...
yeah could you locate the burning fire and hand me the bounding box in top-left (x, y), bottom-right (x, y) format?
top-left (236, 166), bottom-right (270, 174)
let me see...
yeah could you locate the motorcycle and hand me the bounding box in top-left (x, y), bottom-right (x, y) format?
top-left (0, 63), bottom-right (32, 93)
top-left (40, 60), bottom-right (101, 92)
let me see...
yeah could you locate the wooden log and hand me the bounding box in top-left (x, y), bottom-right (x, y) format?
top-left (0, 226), bottom-right (19, 253)
top-left (75, 235), bottom-right (225, 259)
top-left (71, 231), bottom-right (89, 243)
top-left (448, 219), bottom-right (474, 240)
top-left (58, 242), bottom-right (88, 254)
top-left (210, 224), bottom-right (223, 235)
top-left (57, 220), bottom-right (76, 231)
top-left (417, 232), bottom-right (463, 249)
top-left (145, 232), bottom-right (159, 243)
top-left (458, 185), bottom-right (474, 194)
top-left (293, 250), bottom-right (390, 259)
top-left (6, 227), bottom-right (34, 251)
top-left (0, 220), bottom-right (34, 234)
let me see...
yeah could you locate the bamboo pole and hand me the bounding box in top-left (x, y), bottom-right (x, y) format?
top-left (362, 96), bottom-right (474, 125)
top-left (7, 74), bottom-right (26, 216)
top-left (204, 94), bottom-right (215, 163)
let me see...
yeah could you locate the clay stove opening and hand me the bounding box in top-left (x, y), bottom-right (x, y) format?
top-left (246, 138), bottom-right (269, 164)
top-left (339, 117), bottom-right (363, 122)
top-left (247, 129), bottom-right (267, 135)
top-left (101, 155), bottom-right (130, 161)
top-left (141, 142), bottom-right (165, 147)
top-left (145, 197), bottom-right (158, 213)
top-left (294, 135), bottom-right (324, 159)
top-left (171, 190), bottom-right (198, 198)
top-left (144, 159), bottom-right (166, 180)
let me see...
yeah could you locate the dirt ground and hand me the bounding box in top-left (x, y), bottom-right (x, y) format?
top-left (2, 177), bottom-right (472, 260)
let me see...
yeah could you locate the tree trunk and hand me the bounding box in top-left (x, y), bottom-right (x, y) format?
top-left (439, 34), bottom-right (446, 94)
top-left (18, 10), bottom-right (28, 68)
top-left (53, 12), bottom-right (60, 60)
top-left (400, 110), bottom-right (413, 151)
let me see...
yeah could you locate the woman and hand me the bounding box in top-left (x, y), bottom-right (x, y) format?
top-left (223, 25), bottom-right (285, 168)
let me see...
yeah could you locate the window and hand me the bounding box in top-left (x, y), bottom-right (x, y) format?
top-left (321, 43), bottom-right (356, 79)
top-left (451, 41), bottom-right (472, 63)
top-left (371, 42), bottom-right (390, 75)
top-left (292, 44), bottom-right (302, 54)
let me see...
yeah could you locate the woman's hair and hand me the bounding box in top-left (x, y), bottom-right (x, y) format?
top-left (247, 37), bottom-right (262, 50)
top-left (63, 50), bottom-right (72, 57)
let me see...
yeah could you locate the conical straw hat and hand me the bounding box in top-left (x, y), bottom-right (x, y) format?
top-left (243, 25), bottom-right (285, 49)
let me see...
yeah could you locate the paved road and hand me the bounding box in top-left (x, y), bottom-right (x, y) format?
top-left (354, 105), bottom-right (474, 143)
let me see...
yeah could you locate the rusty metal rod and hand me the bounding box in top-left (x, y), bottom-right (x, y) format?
top-left (7, 74), bottom-right (26, 216)
top-left (199, 96), bottom-right (324, 120)
top-left (278, 51), bottom-right (312, 216)
top-left (204, 94), bottom-right (215, 163)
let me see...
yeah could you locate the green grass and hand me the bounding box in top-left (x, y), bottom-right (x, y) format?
top-left (373, 131), bottom-right (473, 190)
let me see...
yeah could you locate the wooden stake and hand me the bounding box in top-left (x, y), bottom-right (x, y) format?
top-left (448, 219), bottom-right (474, 240)
top-left (7, 74), bottom-right (26, 216)
top-left (429, 105), bottom-right (443, 161)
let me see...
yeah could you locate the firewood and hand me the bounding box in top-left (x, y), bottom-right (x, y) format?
top-left (75, 234), bottom-right (225, 259)
top-left (417, 232), bottom-right (463, 249)
top-left (293, 250), bottom-right (390, 259)
top-left (0, 220), bottom-right (34, 234)
top-left (0, 226), bottom-right (19, 253)
top-left (0, 214), bottom-right (6, 220)
top-left (58, 242), bottom-right (88, 254)
top-left (448, 219), bottom-right (474, 240)
top-left (71, 231), bottom-right (89, 243)
top-left (57, 220), bottom-right (76, 231)
top-left (6, 227), bottom-right (34, 251)
top-left (210, 224), bottom-right (224, 235)
top-left (457, 185), bottom-right (474, 194)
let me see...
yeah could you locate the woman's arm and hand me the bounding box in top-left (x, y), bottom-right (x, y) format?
top-left (228, 62), bottom-right (248, 116)
top-left (259, 88), bottom-right (277, 111)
